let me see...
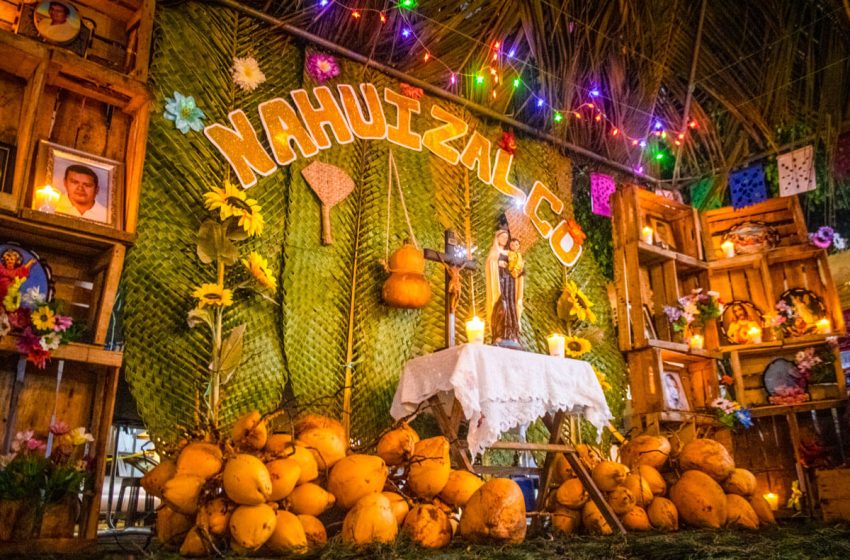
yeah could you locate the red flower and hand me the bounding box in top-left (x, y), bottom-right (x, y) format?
top-left (721, 375), bottom-right (734, 386)
top-left (399, 83), bottom-right (424, 100)
top-left (497, 131), bottom-right (517, 155)
top-left (9, 308), bottom-right (31, 330)
top-left (565, 219), bottom-right (586, 244)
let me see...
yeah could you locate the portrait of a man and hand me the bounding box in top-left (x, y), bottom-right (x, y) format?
top-left (34, 1), bottom-right (81, 44)
top-left (55, 164), bottom-right (108, 222)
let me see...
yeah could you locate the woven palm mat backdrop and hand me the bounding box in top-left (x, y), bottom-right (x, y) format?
top-left (123, 2), bottom-right (627, 446)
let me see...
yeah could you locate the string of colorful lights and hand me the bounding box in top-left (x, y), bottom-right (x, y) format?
top-left (314, 0), bottom-right (701, 174)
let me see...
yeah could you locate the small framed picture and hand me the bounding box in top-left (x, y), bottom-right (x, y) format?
top-left (31, 140), bottom-right (123, 229)
top-left (642, 305), bottom-right (658, 340)
top-left (16, 2), bottom-right (91, 57)
top-left (651, 217), bottom-right (677, 250)
top-left (0, 141), bottom-right (15, 195)
top-left (661, 371), bottom-right (690, 411)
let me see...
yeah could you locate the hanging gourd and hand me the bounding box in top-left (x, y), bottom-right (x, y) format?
top-left (381, 150), bottom-right (431, 309)
top-left (383, 241), bottom-right (431, 308)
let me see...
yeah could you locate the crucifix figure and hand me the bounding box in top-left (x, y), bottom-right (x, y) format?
top-left (424, 230), bottom-right (477, 348)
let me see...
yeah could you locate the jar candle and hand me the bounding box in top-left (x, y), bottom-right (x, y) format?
top-left (763, 492), bottom-right (779, 511)
top-left (816, 318), bottom-right (831, 335)
top-left (688, 334), bottom-right (705, 350)
top-left (641, 226), bottom-right (654, 245)
top-left (34, 185), bottom-right (60, 213)
top-left (547, 333), bottom-right (565, 358)
top-left (721, 240), bottom-right (736, 258)
top-left (747, 325), bottom-right (763, 344)
top-left (465, 316), bottom-right (484, 343)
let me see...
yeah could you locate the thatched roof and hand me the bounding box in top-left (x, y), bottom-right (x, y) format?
top-left (203, 0), bottom-right (850, 185)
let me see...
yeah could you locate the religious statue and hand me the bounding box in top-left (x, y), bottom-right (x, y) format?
top-left (485, 227), bottom-right (524, 348)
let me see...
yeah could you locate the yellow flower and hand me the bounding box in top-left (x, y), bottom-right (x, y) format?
top-left (32, 306), bottom-right (56, 330)
top-left (2, 278), bottom-right (24, 312)
top-left (236, 202), bottom-right (264, 237)
top-left (193, 283), bottom-right (233, 309)
top-left (243, 252), bottom-right (276, 292)
top-left (564, 336), bottom-right (592, 357)
top-left (203, 181), bottom-right (247, 220)
top-left (594, 367), bottom-right (613, 393)
top-left (565, 280), bottom-right (596, 324)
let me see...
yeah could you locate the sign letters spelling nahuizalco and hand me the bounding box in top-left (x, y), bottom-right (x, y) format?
top-left (204, 83), bottom-right (584, 266)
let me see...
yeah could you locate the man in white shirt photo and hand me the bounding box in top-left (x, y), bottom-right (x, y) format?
top-left (56, 164), bottom-right (108, 223)
top-left (35, 2), bottom-right (79, 44)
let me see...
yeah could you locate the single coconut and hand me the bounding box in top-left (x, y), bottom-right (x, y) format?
top-left (155, 505), bottom-right (193, 547)
top-left (376, 423), bottom-right (420, 466)
top-left (551, 505), bottom-right (582, 535)
top-left (222, 454), bottom-right (273, 505)
top-left (162, 474), bottom-right (205, 515)
top-left (591, 461), bottom-right (629, 492)
top-left (327, 454), bottom-right (389, 509)
top-left (231, 410), bottom-right (268, 450)
top-left (229, 503), bottom-right (277, 551)
top-left (176, 442), bottom-right (223, 480)
top-left (439, 470), bottom-right (485, 508)
top-left (723, 468), bottom-right (757, 497)
top-left (286, 483), bottom-right (336, 516)
top-left (297, 514), bottom-right (328, 549)
top-left (141, 459), bottom-right (176, 498)
top-left (266, 458), bottom-right (301, 501)
top-left (554, 478), bottom-right (588, 509)
top-left (725, 494), bottom-right (759, 529)
top-left (266, 509), bottom-right (308, 554)
top-left (382, 491), bottom-right (411, 525)
top-left (669, 470), bottom-right (727, 529)
top-left (402, 503), bottom-right (453, 548)
top-left (622, 506), bottom-right (652, 531)
top-left (647, 496), bottom-right (679, 532)
top-left (678, 439), bottom-right (735, 482)
top-left (459, 478), bottom-right (527, 544)
top-left (620, 435), bottom-right (671, 469)
top-left (341, 493), bottom-right (399, 546)
top-left (408, 436), bottom-right (451, 499)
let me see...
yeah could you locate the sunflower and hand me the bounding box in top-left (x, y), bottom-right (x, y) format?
top-left (203, 182), bottom-right (250, 220)
top-left (236, 202), bottom-right (265, 237)
top-left (593, 366), bottom-right (613, 393)
top-left (193, 283), bottom-right (234, 309)
top-left (563, 336), bottom-right (592, 357)
top-left (32, 306), bottom-right (56, 331)
top-left (564, 280), bottom-right (596, 324)
top-left (243, 252), bottom-right (277, 292)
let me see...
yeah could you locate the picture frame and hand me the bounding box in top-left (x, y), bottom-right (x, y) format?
top-left (642, 304), bottom-right (658, 340)
top-left (31, 140), bottom-right (123, 231)
top-left (650, 217), bottom-right (677, 250)
top-left (16, 2), bottom-right (91, 58)
top-left (661, 370), bottom-right (691, 411)
top-left (0, 141), bottom-right (15, 195)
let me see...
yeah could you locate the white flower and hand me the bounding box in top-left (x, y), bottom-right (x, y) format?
top-left (707, 290), bottom-right (720, 298)
top-left (231, 57), bottom-right (266, 91)
top-left (40, 332), bottom-right (61, 351)
top-left (833, 233), bottom-right (847, 251)
top-left (22, 286), bottom-right (46, 307)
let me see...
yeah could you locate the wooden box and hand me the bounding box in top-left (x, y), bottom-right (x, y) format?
top-left (701, 197), bottom-right (808, 261)
top-left (817, 468), bottom-right (850, 522)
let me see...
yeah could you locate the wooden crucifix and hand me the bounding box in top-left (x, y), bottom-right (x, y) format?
top-left (424, 230), bottom-right (477, 348)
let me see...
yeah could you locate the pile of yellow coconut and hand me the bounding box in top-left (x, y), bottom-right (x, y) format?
top-left (548, 434), bottom-right (776, 535)
top-left (142, 413), bottom-right (528, 556)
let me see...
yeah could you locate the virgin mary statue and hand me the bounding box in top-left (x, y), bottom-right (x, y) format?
top-left (485, 228), bottom-right (524, 348)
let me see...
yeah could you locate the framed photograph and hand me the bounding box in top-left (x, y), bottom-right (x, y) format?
top-left (0, 141), bottom-right (15, 195)
top-left (32, 140), bottom-right (123, 229)
top-left (642, 305), bottom-right (658, 340)
top-left (661, 370), bottom-right (691, 411)
top-left (650, 217), bottom-right (677, 250)
top-left (16, 2), bottom-right (91, 57)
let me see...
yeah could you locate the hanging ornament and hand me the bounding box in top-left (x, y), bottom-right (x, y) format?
top-left (590, 172), bottom-right (616, 218)
top-left (777, 145), bottom-right (816, 197)
top-left (306, 52), bottom-right (341, 83)
top-left (399, 83), bottom-right (424, 100)
top-left (729, 164), bottom-right (767, 209)
top-left (497, 131), bottom-right (517, 155)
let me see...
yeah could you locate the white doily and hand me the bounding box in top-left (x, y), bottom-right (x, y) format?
top-left (390, 344), bottom-right (612, 457)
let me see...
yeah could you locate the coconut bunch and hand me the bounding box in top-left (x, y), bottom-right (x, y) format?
top-left (548, 434), bottom-right (775, 536)
top-left (143, 414), bottom-right (530, 555)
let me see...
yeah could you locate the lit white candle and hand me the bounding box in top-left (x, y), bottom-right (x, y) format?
top-left (816, 318), bottom-right (831, 335)
top-left (763, 492), bottom-right (779, 511)
top-left (747, 325), bottom-right (763, 344)
top-left (721, 240), bottom-right (736, 258)
top-left (641, 226), bottom-right (654, 245)
top-left (688, 334), bottom-right (705, 350)
top-left (34, 185), bottom-right (60, 213)
top-left (547, 333), bottom-right (565, 358)
top-left (465, 316), bottom-right (484, 343)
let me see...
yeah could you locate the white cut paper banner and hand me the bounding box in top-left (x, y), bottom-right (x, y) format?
top-left (777, 145), bottom-right (816, 196)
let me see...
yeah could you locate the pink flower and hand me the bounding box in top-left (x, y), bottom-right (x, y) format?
top-left (306, 52), bottom-right (340, 83)
top-left (16, 327), bottom-right (40, 353)
top-left (11, 430), bottom-right (45, 454)
top-left (53, 315), bottom-right (73, 332)
top-left (50, 420), bottom-right (71, 435)
top-left (8, 308), bottom-right (30, 330)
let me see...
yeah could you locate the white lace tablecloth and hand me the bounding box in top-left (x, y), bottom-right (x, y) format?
top-left (390, 344), bottom-right (612, 457)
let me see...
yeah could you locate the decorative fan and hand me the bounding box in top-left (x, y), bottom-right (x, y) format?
top-left (720, 300), bottom-right (764, 344)
top-left (776, 288), bottom-right (827, 338)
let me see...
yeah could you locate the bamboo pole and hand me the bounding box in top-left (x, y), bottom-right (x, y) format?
top-left (672, 0), bottom-right (708, 190)
top-left (210, 0), bottom-right (659, 184)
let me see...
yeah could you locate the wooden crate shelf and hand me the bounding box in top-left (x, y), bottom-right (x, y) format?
top-left (748, 398), bottom-right (847, 418)
top-left (637, 241), bottom-right (708, 273)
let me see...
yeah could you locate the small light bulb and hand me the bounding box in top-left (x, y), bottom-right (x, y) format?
top-left (612, 128), bottom-right (619, 136)
top-left (554, 112), bottom-right (563, 122)
top-left (423, 52), bottom-right (430, 61)
top-left (639, 140), bottom-right (647, 148)
top-left (450, 73), bottom-right (456, 84)
top-left (537, 98), bottom-right (544, 107)
top-left (379, 12), bottom-right (386, 22)
top-left (508, 48), bottom-right (516, 57)
top-left (401, 28), bottom-right (411, 38)
top-left (512, 78), bottom-right (519, 87)
top-left (352, 10), bottom-right (361, 18)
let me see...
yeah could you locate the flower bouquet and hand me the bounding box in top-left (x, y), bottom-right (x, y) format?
top-left (664, 289), bottom-right (723, 332)
top-left (710, 398), bottom-right (753, 429)
top-left (0, 277), bottom-right (79, 368)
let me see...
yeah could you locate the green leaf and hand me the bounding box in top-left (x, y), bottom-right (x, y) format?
top-left (219, 324), bottom-right (245, 384)
top-left (187, 308), bottom-right (214, 330)
top-left (197, 219), bottom-right (239, 266)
